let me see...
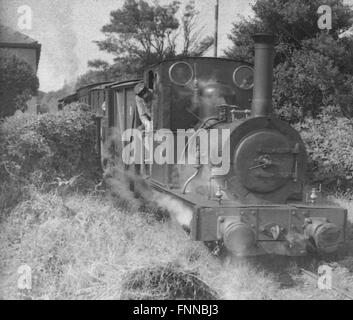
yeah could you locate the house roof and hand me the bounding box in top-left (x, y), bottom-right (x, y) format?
top-left (0, 24), bottom-right (41, 67)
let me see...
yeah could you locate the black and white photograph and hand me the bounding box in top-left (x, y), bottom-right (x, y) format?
top-left (1, 0), bottom-right (353, 303)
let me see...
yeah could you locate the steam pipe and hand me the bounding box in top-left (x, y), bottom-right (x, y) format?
top-left (182, 143), bottom-right (201, 194)
top-left (251, 33), bottom-right (276, 117)
top-left (181, 166), bottom-right (200, 194)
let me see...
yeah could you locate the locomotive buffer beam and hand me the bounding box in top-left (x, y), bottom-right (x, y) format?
top-left (190, 205), bottom-right (347, 257)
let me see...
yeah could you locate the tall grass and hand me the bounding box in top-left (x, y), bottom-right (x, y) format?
top-left (0, 189), bottom-right (282, 300)
top-left (2, 190), bottom-right (353, 300)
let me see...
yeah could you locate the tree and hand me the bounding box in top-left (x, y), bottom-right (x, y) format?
top-left (75, 70), bottom-right (111, 90)
top-left (225, 0), bottom-right (353, 122)
top-left (87, 59), bottom-right (111, 72)
top-left (0, 54), bottom-right (39, 118)
top-left (76, 59), bottom-right (141, 90)
top-left (38, 82), bottom-right (76, 114)
top-left (92, 0), bottom-right (213, 78)
top-left (179, 1), bottom-right (214, 57)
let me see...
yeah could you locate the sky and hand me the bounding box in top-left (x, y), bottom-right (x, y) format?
top-left (0, 0), bottom-right (256, 92)
top-left (2, 0), bottom-right (353, 92)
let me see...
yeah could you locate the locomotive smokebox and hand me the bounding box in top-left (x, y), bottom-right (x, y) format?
top-left (251, 33), bottom-right (275, 117)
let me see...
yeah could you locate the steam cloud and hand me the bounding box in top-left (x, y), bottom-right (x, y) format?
top-left (152, 193), bottom-right (193, 228)
top-left (42, 0), bottom-right (79, 86)
top-left (0, 0), bottom-right (79, 90)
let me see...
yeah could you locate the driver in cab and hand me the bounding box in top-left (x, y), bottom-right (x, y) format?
top-left (134, 83), bottom-right (153, 132)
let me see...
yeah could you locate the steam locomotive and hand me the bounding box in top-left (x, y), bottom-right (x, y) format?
top-left (59, 34), bottom-right (347, 257)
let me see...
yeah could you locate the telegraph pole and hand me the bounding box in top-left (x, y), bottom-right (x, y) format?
top-left (214, 0), bottom-right (219, 57)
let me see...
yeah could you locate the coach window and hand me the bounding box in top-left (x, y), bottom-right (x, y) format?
top-left (108, 95), bottom-right (114, 127)
top-left (154, 72), bottom-right (159, 89)
top-left (148, 70), bottom-right (154, 90)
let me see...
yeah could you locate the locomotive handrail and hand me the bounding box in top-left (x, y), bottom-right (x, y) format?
top-left (179, 116), bottom-right (225, 166)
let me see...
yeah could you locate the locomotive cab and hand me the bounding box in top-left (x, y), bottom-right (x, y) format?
top-left (144, 57), bottom-right (254, 131)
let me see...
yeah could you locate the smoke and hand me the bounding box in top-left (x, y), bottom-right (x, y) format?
top-left (0, 0), bottom-right (80, 90)
top-left (103, 128), bottom-right (153, 211)
top-left (105, 161), bottom-right (194, 229)
top-left (152, 193), bottom-right (193, 228)
top-left (40, 0), bottom-right (79, 85)
top-left (102, 125), bottom-right (193, 227)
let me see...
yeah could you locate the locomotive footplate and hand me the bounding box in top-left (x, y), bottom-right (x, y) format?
top-left (191, 204), bottom-right (347, 256)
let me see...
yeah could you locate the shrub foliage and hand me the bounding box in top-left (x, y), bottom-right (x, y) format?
top-left (296, 114), bottom-right (353, 194)
top-left (225, 0), bottom-right (353, 122)
top-left (0, 104), bottom-right (101, 213)
top-left (0, 54), bottom-right (39, 118)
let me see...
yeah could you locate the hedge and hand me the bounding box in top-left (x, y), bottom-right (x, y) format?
top-left (0, 103), bottom-right (102, 214)
top-left (295, 113), bottom-right (353, 195)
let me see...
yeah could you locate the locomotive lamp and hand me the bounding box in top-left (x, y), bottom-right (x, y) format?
top-left (306, 185), bottom-right (322, 204)
top-left (309, 188), bottom-right (318, 204)
top-left (215, 186), bottom-right (223, 204)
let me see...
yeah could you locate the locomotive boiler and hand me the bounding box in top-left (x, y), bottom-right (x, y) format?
top-left (60, 33), bottom-right (348, 257)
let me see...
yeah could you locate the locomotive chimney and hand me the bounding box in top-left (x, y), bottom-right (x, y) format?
top-left (251, 33), bottom-right (275, 117)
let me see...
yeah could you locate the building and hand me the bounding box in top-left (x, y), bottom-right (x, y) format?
top-left (0, 24), bottom-right (41, 114)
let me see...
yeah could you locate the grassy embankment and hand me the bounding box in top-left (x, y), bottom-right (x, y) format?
top-left (1, 188), bottom-right (353, 300)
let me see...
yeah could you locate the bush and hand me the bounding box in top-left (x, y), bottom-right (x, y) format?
top-left (0, 103), bottom-right (102, 214)
top-left (225, 1), bottom-right (353, 123)
top-left (296, 114), bottom-right (353, 194)
top-left (273, 49), bottom-right (345, 123)
top-left (36, 104), bottom-right (101, 180)
top-left (0, 54), bottom-right (39, 118)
